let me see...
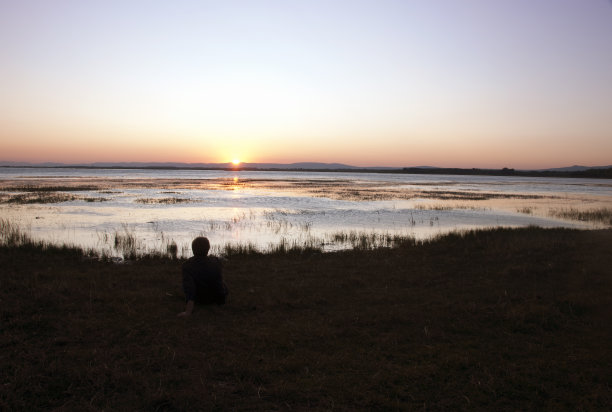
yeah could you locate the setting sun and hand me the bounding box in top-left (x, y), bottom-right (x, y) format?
top-left (232, 159), bottom-right (241, 165)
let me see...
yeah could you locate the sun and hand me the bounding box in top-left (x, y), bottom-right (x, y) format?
top-left (231, 159), bottom-right (241, 165)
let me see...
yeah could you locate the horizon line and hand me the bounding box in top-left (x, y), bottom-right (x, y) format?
top-left (1, 160), bottom-right (611, 172)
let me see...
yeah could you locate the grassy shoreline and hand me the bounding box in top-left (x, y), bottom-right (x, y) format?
top-left (1, 227), bottom-right (611, 410)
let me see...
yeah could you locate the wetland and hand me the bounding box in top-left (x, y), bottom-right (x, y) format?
top-left (1, 167), bottom-right (611, 258)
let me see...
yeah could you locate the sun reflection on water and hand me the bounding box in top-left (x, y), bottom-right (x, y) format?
top-left (1, 170), bottom-right (609, 257)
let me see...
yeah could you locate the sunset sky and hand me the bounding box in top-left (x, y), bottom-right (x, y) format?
top-left (1, 0), bottom-right (611, 169)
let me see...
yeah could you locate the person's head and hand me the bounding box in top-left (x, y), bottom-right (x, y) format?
top-left (192, 236), bottom-right (210, 257)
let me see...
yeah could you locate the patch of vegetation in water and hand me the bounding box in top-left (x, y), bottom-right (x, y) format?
top-left (134, 197), bottom-right (193, 204)
top-left (550, 207), bottom-right (612, 225)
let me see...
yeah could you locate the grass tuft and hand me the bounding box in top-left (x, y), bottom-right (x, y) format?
top-left (135, 197), bottom-right (193, 204)
top-left (113, 224), bottom-right (139, 259)
top-left (549, 207), bottom-right (612, 225)
top-left (0, 218), bottom-right (30, 246)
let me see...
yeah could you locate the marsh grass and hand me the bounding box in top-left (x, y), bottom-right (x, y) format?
top-left (94, 225), bottom-right (186, 260)
top-left (307, 187), bottom-right (550, 201)
top-left (220, 230), bottom-right (418, 255)
top-left (2, 192), bottom-right (78, 204)
top-left (1, 177), bottom-right (553, 203)
top-left (326, 230), bottom-right (414, 250)
top-left (0, 219), bottom-right (30, 247)
top-left (1, 227), bottom-right (610, 410)
top-left (221, 238), bottom-right (321, 256)
top-left (3, 184), bottom-right (99, 192)
top-left (415, 204), bottom-right (453, 211)
top-left (83, 197), bottom-right (109, 202)
top-left (0, 191), bottom-right (109, 204)
top-left (0, 218), bottom-right (98, 258)
top-left (419, 190), bottom-right (545, 201)
top-left (113, 224), bottom-right (139, 259)
top-left (3, 214), bottom-right (418, 259)
top-left (166, 241), bottom-right (178, 259)
top-left (135, 197), bottom-right (193, 204)
top-left (415, 203), bottom-right (486, 211)
top-left (550, 207), bottom-right (612, 225)
top-left (219, 241), bottom-right (260, 256)
top-left (517, 206), bottom-right (534, 214)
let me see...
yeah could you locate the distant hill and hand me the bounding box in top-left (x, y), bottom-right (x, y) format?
top-left (0, 161), bottom-right (67, 167)
top-left (0, 161), bottom-right (386, 170)
top-left (537, 165), bottom-right (612, 172)
top-left (241, 162), bottom-right (358, 169)
top-left (1, 162), bottom-right (611, 178)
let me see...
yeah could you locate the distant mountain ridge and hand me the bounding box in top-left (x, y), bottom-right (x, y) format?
top-left (89, 161), bottom-right (363, 169)
top-left (0, 161), bottom-right (358, 169)
top-left (0, 161), bottom-right (398, 170)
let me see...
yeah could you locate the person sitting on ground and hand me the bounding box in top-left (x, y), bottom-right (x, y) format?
top-left (178, 237), bottom-right (228, 317)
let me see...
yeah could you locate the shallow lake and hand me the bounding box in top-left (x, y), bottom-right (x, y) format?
top-left (1, 167), bottom-right (611, 257)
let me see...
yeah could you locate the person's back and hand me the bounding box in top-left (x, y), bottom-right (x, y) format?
top-left (178, 237), bottom-right (228, 317)
top-left (182, 255), bottom-right (226, 305)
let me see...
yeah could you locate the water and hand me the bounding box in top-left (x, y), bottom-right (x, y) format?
top-left (1, 167), bottom-right (610, 256)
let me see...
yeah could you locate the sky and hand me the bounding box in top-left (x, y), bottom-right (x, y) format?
top-left (1, 0), bottom-right (611, 169)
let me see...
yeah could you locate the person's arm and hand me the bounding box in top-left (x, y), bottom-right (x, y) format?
top-left (179, 262), bottom-right (197, 317)
top-left (178, 300), bottom-right (194, 317)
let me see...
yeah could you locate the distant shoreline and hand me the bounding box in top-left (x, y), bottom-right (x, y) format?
top-left (2, 164), bottom-right (612, 179)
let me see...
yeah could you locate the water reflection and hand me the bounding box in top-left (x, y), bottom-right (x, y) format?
top-left (0, 169), bottom-right (610, 257)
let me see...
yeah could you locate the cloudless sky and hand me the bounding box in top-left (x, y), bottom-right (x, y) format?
top-left (1, 0), bottom-right (611, 168)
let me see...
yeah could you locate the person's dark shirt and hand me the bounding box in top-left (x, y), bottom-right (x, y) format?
top-left (182, 255), bottom-right (227, 305)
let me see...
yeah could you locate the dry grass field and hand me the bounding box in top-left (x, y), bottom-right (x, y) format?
top-left (1, 227), bottom-right (611, 410)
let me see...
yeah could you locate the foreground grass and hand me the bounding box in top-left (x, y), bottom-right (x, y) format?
top-left (1, 228), bottom-right (611, 411)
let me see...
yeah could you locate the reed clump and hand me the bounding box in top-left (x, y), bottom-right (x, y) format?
top-left (2, 192), bottom-right (78, 204)
top-left (0, 192), bottom-right (109, 204)
top-left (0, 218), bottom-right (96, 258)
top-left (549, 207), bottom-right (612, 225)
top-left (113, 225), bottom-right (139, 259)
top-left (415, 203), bottom-right (486, 211)
top-left (3, 184), bottom-right (99, 192)
top-left (221, 241), bottom-right (260, 256)
top-left (135, 197), bottom-right (193, 204)
top-left (327, 230), bottom-right (412, 249)
top-left (0, 218), bottom-right (30, 247)
top-left (166, 241), bottom-right (178, 259)
top-left (309, 187), bottom-right (549, 202)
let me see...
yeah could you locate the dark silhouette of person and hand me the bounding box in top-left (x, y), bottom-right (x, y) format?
top-left (178, 237), bottom-right (228, 317)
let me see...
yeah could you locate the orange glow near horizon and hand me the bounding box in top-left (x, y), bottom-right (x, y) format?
top-left (1, 2), bottom-right (612, 169)
top-left (1, 131), bottom-right (611, 170)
